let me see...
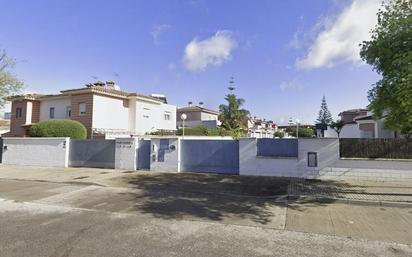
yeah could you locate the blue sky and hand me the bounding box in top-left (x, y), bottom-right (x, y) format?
top-left (0, 0), bottom-right (382, 124)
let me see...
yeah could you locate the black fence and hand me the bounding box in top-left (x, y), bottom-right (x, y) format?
top-left (340, 138), bottom-right (412, 159)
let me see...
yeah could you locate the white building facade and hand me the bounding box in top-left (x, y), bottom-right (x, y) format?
top-left (6, 81), bottom-right (176, 139)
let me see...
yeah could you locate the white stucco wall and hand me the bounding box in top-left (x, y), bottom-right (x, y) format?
top-left (134, 99), bottom-right (176, 135)
top-left (39, 98), bottom-right (71, 121)
top-left (376, 119), bottom-right (395, 138)
top-left (92, 95), bottom-right (129, 130)
top-left (128, 98), bottom-right (137, 133)
top-left (239, 138), bottom-right (298, 177)
top-left (320, 159), bottom-right (412, 181)
top-left (2, 138), bottom-right (70, 167)
top-left (297, 138), bottom-right (340, 177)
top-left (200, 112), bottom-right (218, 121)
top-left (239, 138), bottom-right (340, 178)
top-left (114, 138), bottom-right (137, 170)
top-left (324, 124), bottom-right (361, 138)
top-left (150, 138), bottom-right (180, 172)
top-left (26, 101), bottom-right (33, 124)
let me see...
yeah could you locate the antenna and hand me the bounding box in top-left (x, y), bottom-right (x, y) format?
top-left (228, 76), bottom-right (235, 92)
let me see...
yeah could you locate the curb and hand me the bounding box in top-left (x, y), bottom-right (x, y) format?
top-left (0, 178), bottom-right (106, 187)
top-left (287, 195), bottom-right (412, 208)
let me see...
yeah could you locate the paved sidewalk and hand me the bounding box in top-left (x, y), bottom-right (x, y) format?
top-left (0, 165), bottom-right (412, 247)
top-left (289, 178), bottom-right (412, 203)
top-left (0, 165), bottom-right (134, 187)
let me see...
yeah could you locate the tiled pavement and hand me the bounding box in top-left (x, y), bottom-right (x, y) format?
top-left (288, 178), bottom-right (412, 203)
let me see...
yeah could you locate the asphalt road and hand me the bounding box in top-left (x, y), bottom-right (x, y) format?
top-left (0, 178), bottom-right (411, 257)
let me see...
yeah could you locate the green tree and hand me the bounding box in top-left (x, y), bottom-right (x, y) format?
top-left (360, 0), bottom-right (412, 137)
top-left (286, 127), bottom-right (314, 138)
top-left (330, 119), bottom-right (345, 138)
top-left (273, 131), bottom-right (285, 138)
top-left (0, 50), bottom-right (24, 107)
top-left (219, 94), bottom-right (250, 139)
top-left (316, 96), bottom-right (333, 125)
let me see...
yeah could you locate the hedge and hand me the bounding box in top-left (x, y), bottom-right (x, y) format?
top-left (29, 120), bottom-right (87, 139)
top-left (340, 138), bottom-right (412, 159)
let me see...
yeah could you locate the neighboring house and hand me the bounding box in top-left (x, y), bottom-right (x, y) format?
top-left (0, 118), bottom-right (10, 135)
top-left (247, 117), bottom-right (278, 138)
top-left (354, 112), bottom-right (396, 138)
top-left (5, 81), bottom-right (176, 139)
top-left (176, 102), bottom-right (220, 128)
top-left (323, 108), bottom-right (396, 138)
top-left (339, 108), bottom-right (368, 124)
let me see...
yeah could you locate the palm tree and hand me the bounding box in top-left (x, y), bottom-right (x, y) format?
top-left (219, 94), bottom-right (250, 138)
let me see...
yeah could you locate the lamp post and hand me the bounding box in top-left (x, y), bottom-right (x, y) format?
top-left (296, 119), bottom-right (300, 138)
top-left (181, 113), bottom-right (187, 138)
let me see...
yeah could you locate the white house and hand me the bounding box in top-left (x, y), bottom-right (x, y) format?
top-left (176, 102), bottom-right (220, 128)
top-left (6, 81), bottom-right (176, 139)
top-left (323, 109), bottom-right (397, 139)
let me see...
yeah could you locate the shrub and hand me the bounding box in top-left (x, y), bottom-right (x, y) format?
top-left (29, 119), bottom-right (87, 139)
top-left (273, 131), bottom-right (285, 138)
top-left (286, 127), bottom-right (315, 138)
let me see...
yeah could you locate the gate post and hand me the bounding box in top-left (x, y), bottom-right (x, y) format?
top-left (115, 137), bottom-right (138, 170)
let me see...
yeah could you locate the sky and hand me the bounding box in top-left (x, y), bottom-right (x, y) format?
top-left (0, 0), bottom-right (383, 124)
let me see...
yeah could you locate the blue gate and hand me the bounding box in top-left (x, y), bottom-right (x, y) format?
top-left (0, 138), bottom-right (3, 163)
top-left (181, 140), bottom-right (239, 174)
top-left (69, 139), bottom-right (115, 168)
top-left (137, 139), bottom-right (151, 170)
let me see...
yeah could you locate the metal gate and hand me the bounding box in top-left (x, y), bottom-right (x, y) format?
top-left (181, 140), bottom-right (239, 174)
top-left (137, 139), bottom-right (151, 170)
top-left (0, 138), bottom-right (3, 163)
top-left (69, 139), bottom-right (115, 168)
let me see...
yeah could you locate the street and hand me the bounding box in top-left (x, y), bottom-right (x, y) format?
top-left (0, 166), bottom-right (411, 257)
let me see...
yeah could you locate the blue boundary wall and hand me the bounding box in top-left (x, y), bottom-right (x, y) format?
top-left (257, 138), bottom-right (298, 157)
top-left (69, 139), bottom-right (115, 168)
top-left (181, 139), bottom-right (239, 174)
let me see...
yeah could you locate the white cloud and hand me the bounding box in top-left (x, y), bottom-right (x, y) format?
top-left (151, 24), bottom-right (171, 45)
top-left (168, 62), bottom-right (176, 71)
top-left (279, 79), bottom-right (304, 91)
top-left (296, 0), bottom-right (382, 70)
top-left (183, 30), bottom-right (237, 71)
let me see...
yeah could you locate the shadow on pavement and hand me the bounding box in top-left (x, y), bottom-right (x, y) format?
top-left (122, 172), bottom-right (365, 224)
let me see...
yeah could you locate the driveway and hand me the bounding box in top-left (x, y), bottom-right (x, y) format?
top-left (0, 165), bottom-right (411, 256)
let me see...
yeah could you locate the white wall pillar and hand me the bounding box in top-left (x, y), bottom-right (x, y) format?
top-left (25, 101), bottom-right (33, 124)
top-left (115, 137), bottom-right (138, 170)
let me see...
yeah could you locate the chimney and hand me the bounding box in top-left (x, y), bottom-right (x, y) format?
top-left (188, 101), bottom-right (193, 107)
top-left (94, 81), bottom-right (105, 87)
top-left (198, 101), bottom-right (204, 107)
top-left (106, 80), bottom-right (115, 89)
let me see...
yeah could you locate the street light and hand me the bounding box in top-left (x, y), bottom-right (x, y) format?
top-left (296, 119), bottom-right (300, 138)
top-left (288, 117), bottom-right (300, 138)
top-left (181, 113), bottom-right (187, 138)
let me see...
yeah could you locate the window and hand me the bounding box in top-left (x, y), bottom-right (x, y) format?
top-left (79, 103), bottom-right (86, 115)
top-left (49, 107), bottom-right (55, 119)
top-left (164, 112), bottom-right (171, 120)
top-left (66, 106), bottom-right (71, 118)
top-left (15, 108), bottom-right (22, 118)
top-left (143, 107), bottom-right (150, 118)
